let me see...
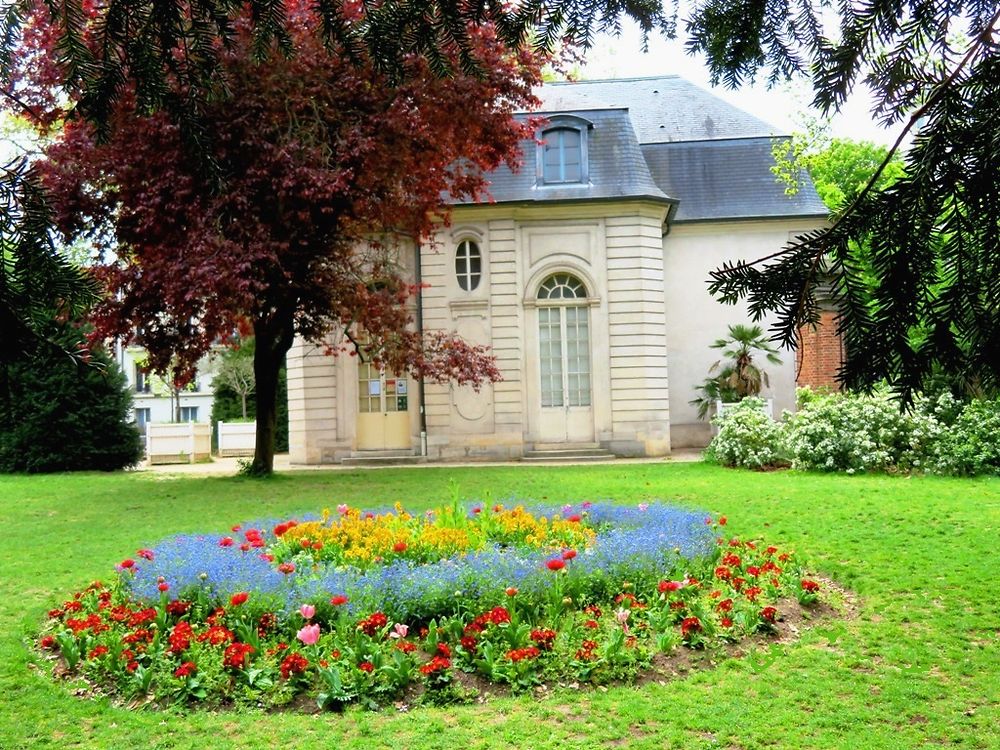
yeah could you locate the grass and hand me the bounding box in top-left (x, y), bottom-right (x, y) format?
top-left (1, 462), bottom-right (999, 749)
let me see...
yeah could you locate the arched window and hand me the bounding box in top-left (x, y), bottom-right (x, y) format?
top-left (455, 239), bottom-right (482, 291)
top-left (537, 273), bottom-right (587, 300)
top-left (541, 127), bottom-right (583, 184)
top-left (536, 273), bottom-right (591, 408)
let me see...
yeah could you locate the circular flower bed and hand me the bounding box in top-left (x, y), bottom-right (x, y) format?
top-left (39, 501), bottom-right (823, 709)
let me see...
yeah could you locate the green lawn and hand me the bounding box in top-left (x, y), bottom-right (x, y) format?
top-left (2, 463), bottom-right (998, 749)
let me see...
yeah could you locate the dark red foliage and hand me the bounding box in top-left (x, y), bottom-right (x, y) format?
top-left (9, 1), bottom-right (542, 468)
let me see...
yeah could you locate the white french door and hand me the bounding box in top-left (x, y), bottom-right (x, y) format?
top-left (537, 303), bottom-right (594, 443)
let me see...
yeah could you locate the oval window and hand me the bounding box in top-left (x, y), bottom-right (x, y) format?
top-left (455, 240), bottom-right (482, 292)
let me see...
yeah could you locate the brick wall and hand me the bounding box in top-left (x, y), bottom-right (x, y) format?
top-left (796, 310), bottom-right (843, 391)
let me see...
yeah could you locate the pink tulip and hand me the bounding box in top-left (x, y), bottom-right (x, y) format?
top-left (297, 623), bottom-right (320, 646)
top-left (337, 504), bottom-right (349, 515)
top-left (389, 623), bottom-right (409, 639)
top-left (300, 604), bottom-right (316, 620)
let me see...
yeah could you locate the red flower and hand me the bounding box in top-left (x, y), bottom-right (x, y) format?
top-left (277, 562), bottom-right (296, 574)
top-left (720, 617), bottom-right (734, 628)
top-left (330, 595), bottom-right (349, 607)
top-left (357, 661), bottom-right (375, 673)
top-left (459, 636), bottom-right (477, 651)
top-left (505, 646), bottom-right (540, 662)
top-left (157, 582), bottom-right (170, 592)
top-left (765, 546), bottom-right (778, 556)
top-left (436, 642), bottom-right (451, 658)
top-left (280, 652), bottom-right (310, 679)
top-left (584, 619), bottom-right (599, 629)
top-left (561, 549), bottom-right (577, 560)
top-left (714, 565), bottom-right (732, 580)
top-left (259, 553), bottom-right (274, 562)
top-left (419, 655), bottom-right (451, 675)
top-left (567, 514), bottom-right (582, 523)
top-left (166, 600), bottom-right (191, 617)
top-left (505, 587), bottom-right (518, 597)
top-left (718, 515), bottom-right (727, 525)
top-left (223, 642), bottom-right (255, 669)
top-left (230, 592), bottom-right (249, 607)
top-left (219, 537), bottom-right (234, 547)
top-left (393, 541), bottom-right (407, 553)
top-left (801, 579), bottom-right (820, 592)
top-left (530, 628), bottom-right (557, 650)
top-left (39, 635), bottom-right (56, 650)
top-left (231, 525), bottom-right (241, 533)
top-left (174, 661), bottom-right (197, 678)
top-left (761, 606), bottom-right (778, 623)
top-left (137, 549), bottom-right (154, 561)
top-left (744, 586), bottom-right (763, 602)
top-left (169, 621), bottom-right (194, 654)
top-left (680, 617), bottom-right (702, 637)
top-left (395, 640), bottom-right (417, 653)
top-left (658, 580), bottom-right (682, 593)
top-left (197, 625), bottom-right (234, 646)
top-left (545, 558), bottom-right (565, 571)
top-left (119, 559), bottom-right (135, 569)
top-left (88, 645), bottom-right (109, 659)
top-left (358, 612), bottom-right (388, 636)
top-left (487, 606), bottom-right (511, 625)
top-left (716, 598), bottom-right (734, 613)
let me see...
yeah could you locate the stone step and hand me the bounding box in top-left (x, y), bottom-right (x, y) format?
top-left (340, 450), bottom-right (424, 466)
top-left (521, 448), bottom-right (615, 463)
top-left (531, 441), bottom-right (601, 451)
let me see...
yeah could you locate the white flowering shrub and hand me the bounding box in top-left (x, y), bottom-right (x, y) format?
top-left (706, 397), bottom-right (785, 469)
top-left (783, 389), bottom-right (944, 472)
top-left (706, 388), bottom-right (1000, 475)
top-left (936, 398), bottom-right (1000, 476)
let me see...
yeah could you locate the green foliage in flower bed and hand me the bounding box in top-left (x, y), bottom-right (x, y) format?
top-left (709, 388), bottom-right (1000, 475)
top-left (38, 505), bottom-right (820, 709)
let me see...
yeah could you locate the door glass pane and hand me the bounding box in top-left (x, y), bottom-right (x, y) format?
top-left (539, 307), bottom-right (563, 407)
top-left (358, 361), bottom-right (380, 413)
top-left (564, 306), bottom-right (591, 407)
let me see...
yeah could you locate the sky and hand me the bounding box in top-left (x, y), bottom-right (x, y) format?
top-left (578, 21), bottom-right (897, 147)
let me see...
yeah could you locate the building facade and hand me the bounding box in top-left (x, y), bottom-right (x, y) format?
top-left (287, 76), bottom-right (828, 463)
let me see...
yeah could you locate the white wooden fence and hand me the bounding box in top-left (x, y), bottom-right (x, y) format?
top-left (217, 421), bottom-right (257, 457)
top-left (146, 422), bottom-right (212, 464)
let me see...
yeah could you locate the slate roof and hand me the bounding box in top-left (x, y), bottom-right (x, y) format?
top-left (642, 138), bottom-right (829, 222)
top-left (533, 76), bottom-right (778, 144)
top-left (457, 75), bottom-right (828, 222)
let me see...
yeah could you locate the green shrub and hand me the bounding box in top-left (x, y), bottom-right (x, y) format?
top-left (0, 323), bottom-right (143, 472)
top-left (706, 397), bottom-right (785, 469)
top-left (937, 398), bottom-right (1000, 476)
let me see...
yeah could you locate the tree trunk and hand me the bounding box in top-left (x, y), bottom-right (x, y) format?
top-left (248, 312), bottom-right (295, 476)
top-left (241, 393), bottom-right (247, 419)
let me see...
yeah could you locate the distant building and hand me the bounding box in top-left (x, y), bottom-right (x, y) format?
top-left (117, 345), bottom-right (216, 433)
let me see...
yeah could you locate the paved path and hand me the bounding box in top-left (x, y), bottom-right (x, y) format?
top-left (139, 449), bottom-right (706, 476)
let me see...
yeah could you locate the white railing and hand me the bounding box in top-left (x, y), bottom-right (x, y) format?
top-left (217, 421), bottom-right (257, 457)
top-left (146, 422), bottom-right (212, 464)
top-left (715, 398), bottom-right (774, 420)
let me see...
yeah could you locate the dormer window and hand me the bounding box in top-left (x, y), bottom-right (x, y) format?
top-left (537, 116), bottom-right (591, 186)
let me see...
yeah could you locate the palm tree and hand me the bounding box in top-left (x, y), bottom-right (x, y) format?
top-left (691, 324), bottom-right (783, 419)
